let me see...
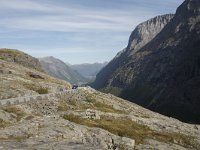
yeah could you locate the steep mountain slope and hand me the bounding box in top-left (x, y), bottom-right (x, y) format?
top-left (1, 49), bottom-right (200, 149)
top-left (91, 14), bottom-right (174, 90)
top-left (71, 62), bottom-right (108, 80)
top-left (0, 49), bottom-right (43, 72)
top-left (39, 56), bottom-right (87, 84)
top-left (92, 0), bottom-right (200, 123)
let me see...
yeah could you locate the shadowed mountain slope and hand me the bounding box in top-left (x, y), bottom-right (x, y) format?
top-left (92, 0), bottom-right (200, 123)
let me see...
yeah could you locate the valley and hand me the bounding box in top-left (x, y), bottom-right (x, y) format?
top-left (0, 0), bottom-right (200, 149)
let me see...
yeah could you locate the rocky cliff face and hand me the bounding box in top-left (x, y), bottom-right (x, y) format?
top-left (91, 14), bottom-right (174, 89)
top-left (39, 56), bottom-right (87, 84)
top-left (0, 49), bottom-right (43, 72)
top-left (127, 14), bottom-right (174, 55)
top-left (92, 0), bottom-right (200, 123)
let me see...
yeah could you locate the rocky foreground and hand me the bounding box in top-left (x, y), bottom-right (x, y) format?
top-left (0, 87), bottom-right (200, 150)
top-left (0, 48), bottom-right (200, 149)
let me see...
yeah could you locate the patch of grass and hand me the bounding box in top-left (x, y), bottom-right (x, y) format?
top-left (0, 56), bottom-right (5, 60)
top-left (85, 96), bottom-right (125, 114)
top-left (23, 83), bottom-right (48, 94)
top-left (66, 95), bottom-right (125, 113)
top-left (3, 106), bottom-right (26, 121)
top-left (100, 87), bottom-right (122, 96)
top-left (57, 101), bottom-right (69, 111)
top-left (85, 96), bottom-right (95, 103)
top-left (0, 49), bottom-right (19, 56)
top-left (0, 118), bottom-right (10, 128)
top-left (68, 99), bottom-right (77, 106)
top-left (8, 134), bottom-right (33, 142)
top-left (63, 114), bottom-right (199, 149)
top-left (118, 144), bottom-right (128, 150)
top-left (36, 87), bottom-right (48, 94)
top-left (10, 135), bottom-right (27, 142)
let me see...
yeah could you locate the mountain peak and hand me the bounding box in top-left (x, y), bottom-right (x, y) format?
top-left (126, 14), bottom-right (174, 54)
top-left (174, 0), bottom-right (200, 23)
top-left (39, 56), bottom-right (87, 84)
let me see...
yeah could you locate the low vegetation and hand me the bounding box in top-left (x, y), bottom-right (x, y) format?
top-left (63, 114), bottom-right (199, 149)
top-left (0, 118), bottom-right (10, 128)
top-left (57, 100), bottom-right (69, 111)
top-left (7, 134), bottom-right (33, 142)
top-left (3, 106), bottom-right (26, 121)
top-left (36, 87), bottom-right (48, 94)
top-left (85, 95), bottom-right (124, 113)
top-left (65, 94), bottom-right (125, 114)
top-left (24, 83), bottom-right (49, 94)
top-left (100, 87), bottom-right (122, 96)
top-left (0, 49), bottom-right (19, 56)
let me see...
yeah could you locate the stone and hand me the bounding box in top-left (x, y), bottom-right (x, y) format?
top-left (121, 137), bottom-right (135, 148)
top-left (84, 109), bottom-right (101, 120)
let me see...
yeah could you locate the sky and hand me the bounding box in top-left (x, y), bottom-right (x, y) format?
top-left (0, 0), bottom-right (183, 64)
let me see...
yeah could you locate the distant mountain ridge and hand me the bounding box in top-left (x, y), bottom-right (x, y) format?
top-left (39, 56), bottom-right (87, 84)
top-left (92, 0), bottom-right (200, 123)
top-left (71, 62), bottom-right (108, 80)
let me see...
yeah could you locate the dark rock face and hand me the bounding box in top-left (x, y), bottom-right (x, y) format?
top-left (91, 14), bottom-right (173, 89)
top-left (91, 14), bottom-right (174, 89)
top-left (0, 49), bottom-right (43, 72)
top-left (92, 0), bottom-right (200, 123)
top-left (39, 56), bottom-right (87, 84)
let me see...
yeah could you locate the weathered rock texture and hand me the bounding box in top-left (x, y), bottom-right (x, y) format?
top-left (0, 47), bottom-right (200, 149)
top-left (0, 87), bottom-right (200, 149)
top-left (0, 57), bottom-right (70, 100)
top-left (0, 49), bottom-right (43, 72)
top-left (92, 0), bottom-right (200, 123)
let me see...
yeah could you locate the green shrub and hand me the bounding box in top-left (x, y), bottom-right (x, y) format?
top-left (0, 118), bottom-right (10, 128)
top-left (36, 87), bottom-right (48, 94)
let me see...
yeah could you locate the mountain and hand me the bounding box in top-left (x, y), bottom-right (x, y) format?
top-left (0, 48), bottom-right (43, 72)
top-left (91, 14), bottom-right (174, 90)
top-left (0, 51), bottom-right (71, 100)
top-left (1, 50), bottom-right (200, 149)
top-left (39, 56), bottom-right (87, 84)
top-left (71, 62), bottom-right (108, 80)
top-left (92, 0), bottom-right (200, 123)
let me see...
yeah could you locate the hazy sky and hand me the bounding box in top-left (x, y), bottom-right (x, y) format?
top-left (0, 0), bottom-right (183, 64)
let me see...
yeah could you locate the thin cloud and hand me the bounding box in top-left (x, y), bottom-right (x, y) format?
top-left (0, 16), bottom-right (144, 32)
top-left (0, 0), bottom-right (157, 33)
top-left (0, 0), bottom-right (183, 63)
